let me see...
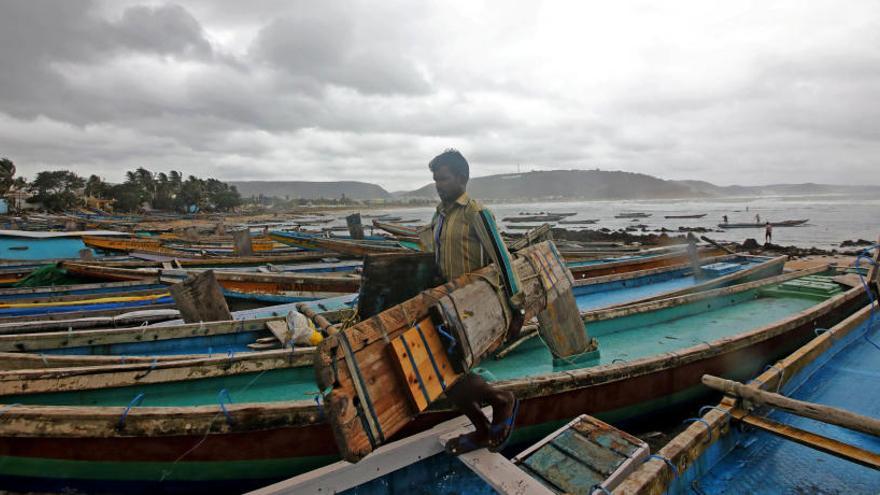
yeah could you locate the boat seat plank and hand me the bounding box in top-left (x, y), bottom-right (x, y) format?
top-left (388, 317), bottom-right (457, 412)
top-left (514, 414), bottom-right (650, 495)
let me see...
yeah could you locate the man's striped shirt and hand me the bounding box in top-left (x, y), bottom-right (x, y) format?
top-left (420, 193), bottom-right (523, 308)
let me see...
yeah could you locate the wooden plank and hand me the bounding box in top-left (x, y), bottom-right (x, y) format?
top-left (245, 411), bottom-right (483, 495)
top-left (319, 241), bottom-right (578, 462)
top-left (452, 444), bottom-right (555, 495)
top-left (168, 270), bottom-right (232, 323)
top-left (233, 230), bottom-right (254, 256)
top-left (387, 318), bottom-right (457, 412)
top-left (530, 243), bottom-right (592, 358)
top-left (522, 441), bottom-right (606, 491)
top-left (266, 320), bottom-right (293, 348)
top-left (732, 409), bottom-right (880, 470)
top-left (703, 374), bottom-right (880, 437)
top-left (346, 213), bottom-right (364, 240)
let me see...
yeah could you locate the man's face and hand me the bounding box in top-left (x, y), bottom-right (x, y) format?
top-left (433, 166), bottom-right (465, 203)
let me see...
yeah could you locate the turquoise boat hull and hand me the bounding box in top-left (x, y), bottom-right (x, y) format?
top-left (0, 270), bottom-right (867, 494)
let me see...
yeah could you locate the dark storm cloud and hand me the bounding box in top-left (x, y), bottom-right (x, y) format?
top-left (0, 1), bottom-right (878, 189)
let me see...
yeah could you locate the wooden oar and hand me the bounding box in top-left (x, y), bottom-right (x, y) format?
top-left (703, 374), bottom-right (880, 438)
top-left (700, 236), bottom-right (738, 255)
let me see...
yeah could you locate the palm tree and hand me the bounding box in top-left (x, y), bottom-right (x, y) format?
top-left (0, 158), bottom-right (16, 196)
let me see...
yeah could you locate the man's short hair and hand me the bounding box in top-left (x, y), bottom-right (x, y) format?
top-left (429, 149), bottom-right (469, 181)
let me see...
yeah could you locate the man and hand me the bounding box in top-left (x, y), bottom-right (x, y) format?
top-left (765, 222), bottom-right (773, 244)
top-left (421, 149), bottom-right (523, 455)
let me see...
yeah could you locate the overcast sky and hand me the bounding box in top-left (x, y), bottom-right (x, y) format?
top-left (1, 1), bottom-right (878, 190)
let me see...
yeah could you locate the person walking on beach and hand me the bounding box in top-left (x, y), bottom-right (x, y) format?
top-left (755, 213), bottom-right (761, 224)
top-left (422, 149), bottom-right (523, 455)
top-left (765, 222), bottom-right (773, 244)
top-left (722, 215), bottom-right (728, 224)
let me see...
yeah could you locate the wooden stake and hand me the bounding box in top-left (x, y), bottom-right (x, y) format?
top-left (233, 229), bottom-right (254, 256)
top-left (700, 235), bottom-right (738, 256)
top-left (169, 270), bottom-right (232, 323)
top-left (346, 213), bottom-right (364, 240)
top-left (703, 374), bottom-right (880, 438)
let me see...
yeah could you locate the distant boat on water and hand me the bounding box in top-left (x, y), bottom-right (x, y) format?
top-left (718, 219), bottom-right (809, 229)
top-left (559, 219), bottom-right (599, 225)
top-left (664, 213), bottom-right (707, 219)
top-left (504, 214), bottom-right (566, 222)
top-left (614, 212), bottom-right (652, 219)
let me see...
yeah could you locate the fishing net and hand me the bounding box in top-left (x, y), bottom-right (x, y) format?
top-left (12, 264), bottom-right (86, 287)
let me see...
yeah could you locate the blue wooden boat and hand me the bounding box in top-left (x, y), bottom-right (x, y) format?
top-left (572, 254), bottom-right (784, 311)
top-left (0, 265), bottom-right (866, 494)
top-left (614, 294), bottom-right (880, 494)
top-left (269, 230), bottom-right (414, 255)
top-left (1, 255), bottom-right (782, 367)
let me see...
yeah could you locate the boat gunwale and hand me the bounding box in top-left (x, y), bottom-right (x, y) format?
top-left (0, 316), bottom-right (286, 353)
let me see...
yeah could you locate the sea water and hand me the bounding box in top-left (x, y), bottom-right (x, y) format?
top-left (370, 193), bottom-right (879, 250)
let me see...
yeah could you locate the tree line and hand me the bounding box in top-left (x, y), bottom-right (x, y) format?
top-left (0, 159), bottom-right (241, 213)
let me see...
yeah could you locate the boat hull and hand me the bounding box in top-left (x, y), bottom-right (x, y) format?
top-left (0, 277), bottom-right (865, 494)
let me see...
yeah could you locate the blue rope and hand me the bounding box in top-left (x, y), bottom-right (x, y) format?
top-left (218, 389), bottom-right (235, 425)
top-left (698, 405), bottom-right (732, 424)
top-left (590, 484), bottom-right (612, 494)
top-left (134, 358), bottom-right (158, 380)
top-left (853, 245), bottom-right (880, 351)
top-left (647, 454), bottom-right (679, 477)
top-left (814, 327), bottom-right (829, 336)
top-left (435, 323), bottom-right (458, 355)
top-left (0, 403), bottom-right (21, 417)
top-left (682, 417), bottom-right (713, 444)
top-left (117, 393), bottom-right (145, 430)
top-left (313, 395), bottom-right (325, 420)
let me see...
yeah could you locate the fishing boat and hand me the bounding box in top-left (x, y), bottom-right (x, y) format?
top-left (6, 254), bottom-right (783, 368)
top-left (370, 220), bottom-right (421, 237)
top-left (83, 236), bottom-right (290, 257)
top-left (614, 213), bottom-right (652, 219)
top-left (566, 245), bottom-right (726, 279)
top-left (270, 231), bottom-right (416, 255)
top-left (718, 219), bottom-right (809, 229)
top-left (664, 213), bottom-right (707, 219)
top-left (518, 212), bottom-right (577, 217)
top-left (0, 265), bottom-right (866, 493)
top-left (571, 254), bottom-right (785, 311)
top-left (0, 317), bottom-right (315, 369)
top-left (558, 219), bottom-right (599, 224)
top-left (504, 224), bottom-right (553, 230)
top-left (503, 215), bottom-right (566, 223)
top-left (62, 263), bottom-right (360, 304)
top-left (614, 293), bottom-right (880, 494)
top-left (72, 250), bottom-right (345, 269)
top-left (0, 291), bottom-right (175, 322)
